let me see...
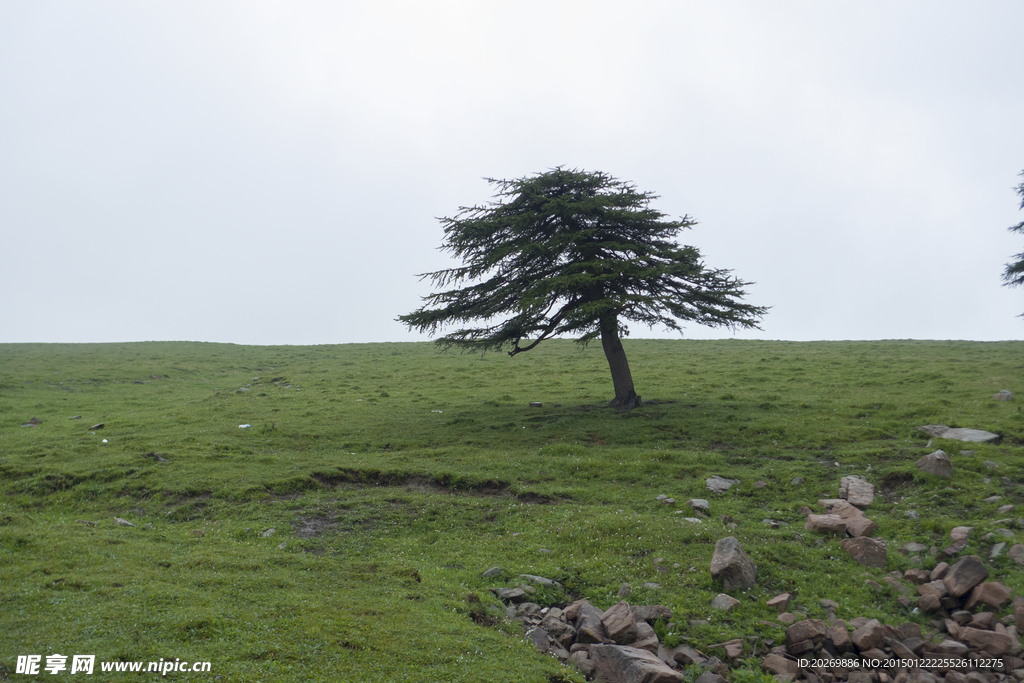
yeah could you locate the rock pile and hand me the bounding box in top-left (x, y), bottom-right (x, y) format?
top-left (763, 555), bottom-right (1024, 683)
top-left (489, 552), bottom-right (1024, 682)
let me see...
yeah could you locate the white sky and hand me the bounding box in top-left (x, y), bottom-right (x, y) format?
top-left (2, 1), bottom-right (1023, 344)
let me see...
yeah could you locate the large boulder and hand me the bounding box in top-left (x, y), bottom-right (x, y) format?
top-left (710, 537), bottom-right (757, 591)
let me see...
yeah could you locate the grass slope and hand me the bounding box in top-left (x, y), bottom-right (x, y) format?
top-left (0, 339), bottom-right (1022, 682)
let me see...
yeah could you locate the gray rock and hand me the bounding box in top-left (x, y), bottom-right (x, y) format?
top-left (710, 536), bottom-right (757, 590)
top-left (917, 450), bottom-right (952, 477)
top-left (519, 574), bottom-right (562, 589)
top-left (710, 593), bottom-right (740, 611)
top-left (706, 475), bottom-right (739, 494)
top-left (1009, 543), bottom-right (1024, 566)
top-left (689, 499), bottom-right (710, 513)
top-left (617, 583), bottom-right (632, 598)
top-left (481, 566), bottom-right (502, 578)
top-left (991, 542), bottom-right (1007, 559)
top-left (917, 424), bottom-right (1000, 443)
top-left (992, 390), bottom-right (1014, 401)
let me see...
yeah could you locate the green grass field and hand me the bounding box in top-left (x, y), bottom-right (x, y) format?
top-left (1, 339), bottom-right (1022, 681)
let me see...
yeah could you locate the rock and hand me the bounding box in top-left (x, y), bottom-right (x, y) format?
top-left (1014, 597), bottom-right (1024, 629)
top-left (89, 423), bottom-right (105, 430)
top-left (930, 562), bottom-right (950, 581)
top-left (819, 499), bottom-right (878, 537)
top-left (191, 529), bottom-right (205, 537)
top-left (262, 528), bottom-right (276, 537)
top-left (706, 476), bottom-right (739, 494)
top-left (950, 526), bottom-right (973, 541)
top-left (575, 602), bottom-right (608, 644)
top-left (589, 644), bottom-right (685, 683)
top-left (710, 536), bottom-right (757, 590)
top-left (805, 514), bottom-right (847, 535)
top-left (992, 390), bottom-right (1014, 400)
top-left (617, 583), bottom-right (632, 598)
top-left (916, 450), bottom-right (952, 477)
top-left (943, 555), bottom-right (989, 598)
top-left (964, 582), bottom-right (1012, 611)
top-left (689, 499), bottom-right (710, 513)
top-left (786, 619), bottom-right (827, 648)
top-left (494, 587), bottom-right (528, 603)
top-left (937, 537), bottom-right (968, 561)
top-left (519, 574), bottom-right (562, 589)
top-left (762, 653), bottom-right (801, 677)
top-left (710, 594), bottom-right (740, 611)
top-left (840, 475), bottom-right (875, 508)
top-left (917, 425), bottom-right (1001, 443)
top-left (530, 626), bottom-right (551, 652)
top-left (668, 643), bottom-right (707, 666)
top-left (850, 619), bottom-right (887, 651)
top-left (114, 517), bottom-right (135, 527)
top-left (630, 622), bottom-right (660, 654)
top-left (482, 566), bottom-right (502, 578)
top-left (711, 638), bottom-right (743, 659)
top-left (828, 622), bottom-right (853, 652)
top-left (841, 537), bottom-right (887, 568)
top-left (990, 542), bottom-right (1007, 560)
top-left (959, 627), bottom-right (1013, 655)
top-left (777, 612), bottom-right (799, 625)
top-left (766, 593), bottom-right (791, 613)
top-left (601, 601), bottom-right (639, 645)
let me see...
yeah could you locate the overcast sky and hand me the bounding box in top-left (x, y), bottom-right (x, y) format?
top-left (3, 1), bottom-right (1023, 345)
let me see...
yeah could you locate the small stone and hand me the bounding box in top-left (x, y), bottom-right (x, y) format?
top-left (482, 566), bottom-right (502, 578)
top-left (114, 517), bottom-right (134, 527)
top-left (983, 495), bottom-right (1003, 503)
top-left (528, 402), bottom-right (542, 408)
top-left (777, 612), bottom-right (799, 625)
top-left (89, 423), bottom-right (105, 430)
top-left (990, 542), bottom-right (1007, 559)
top-left (710, 593), bottom-right (740, 611)
top-left (766, 593), bottom-right (791, 613)
top-left (1009, 544), bottom-right (1024, 566)
top-left (950, 526), bottom-right (973, 541)
top-left (617, 583), bottom-right (632, 598)
top-left (998, 504), bottom-right (1016, 514)
top-left (791, 477), bottom-right (805, 486)
top-left (191, 529), bottom-right (204, 537)
top-left (262, 528), bottom-right (276, 537)
top-left (805, 514), bottom-right (847, 535)
top-left (992, 390), bottom-right (1014, 401)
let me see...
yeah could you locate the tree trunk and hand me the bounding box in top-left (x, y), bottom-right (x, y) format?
top-left (600, 313), bottom-right (642, 410)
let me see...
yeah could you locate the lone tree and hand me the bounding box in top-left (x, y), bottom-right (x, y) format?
top-left (398, 168), bottom-right (768, 410)
top-left (1003, 170), bottom-right (1024, 315)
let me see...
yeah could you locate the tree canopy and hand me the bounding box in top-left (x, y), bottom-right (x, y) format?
top-left (398, 168), bottom-right (768, 409)
top-left (1003, 170), bottom-right (1024, 315)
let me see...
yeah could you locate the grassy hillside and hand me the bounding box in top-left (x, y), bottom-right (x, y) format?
top-left (1, 339), bottom-right (1022, 682)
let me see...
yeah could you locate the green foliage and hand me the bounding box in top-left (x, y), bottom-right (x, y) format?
top-left (1003, 169), bottom-right (1024, 311)
top-left (0, 339), bottom-right (1022, 682)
